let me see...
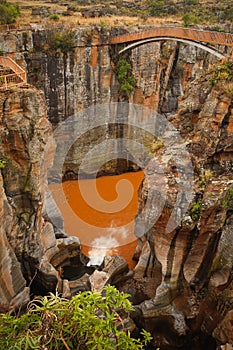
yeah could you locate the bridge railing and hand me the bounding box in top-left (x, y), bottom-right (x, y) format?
top-left (0, 56), bottom-right (27, 89)
top-left (0, 56), bottom-right (26, 75)
top-left (0, 72), bottom-right (27, 89)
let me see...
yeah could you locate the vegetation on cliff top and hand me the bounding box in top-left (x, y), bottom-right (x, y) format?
top-left (0, 0), bottom-right (20, 24)
top-left (49, 30), bottom-right (75, 53)
top-left (0, 285), bottom-right (153, 350)
top-left (5, 0), bottom-right (233, 28)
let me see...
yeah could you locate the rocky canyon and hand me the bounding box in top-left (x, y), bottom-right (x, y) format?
top-left (0, 25), bottom-right (232, 349)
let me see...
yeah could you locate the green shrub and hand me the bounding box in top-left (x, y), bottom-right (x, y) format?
top-left (0, 286), bottom-right (153, 349)
top-left (182, 13), bottom-right (199, 27)
top-left (99, 20), bottom-right (108, 29)
top-left (116, 58), bottom-right (136, 98)
top-left (198, 169), bottom-right (213, 191)
top-left (222, 188), bottom-right (233, 211)
top-left (209, 62), bottom-right (233, 86)
top-left (49, 14), bottom-right (60, 21)
top-left (0, 0), bottom-right (20, 24)
top-left (209, 62), bottom-right (233, 97)
top-left (225, 7), bottom-right (233, 22)
top-left (147, 0), bottom-right (165, 17)
top-left (190, 197), bottom-right (202, 221)
top-left (150, 139), bottom-right (163, 153)
top-left (50, 30), bottom-right (75, 53)
top-left (0, 155), bottom-right (7, 169)
top-left (0, 159), bottom-right (6, 168)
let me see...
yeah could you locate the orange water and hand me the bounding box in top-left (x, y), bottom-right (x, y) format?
top-left (49, 171), bottom-right (144, 269)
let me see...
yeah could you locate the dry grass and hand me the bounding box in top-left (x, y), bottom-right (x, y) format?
top-left (6, 0), bottom-right (229, 28)
top-left (15, 13), bottom-right (183, 29)
top-left (75, 15), bottom-right (182, 27)
top-left (7, 0), bottom-right (183, 28)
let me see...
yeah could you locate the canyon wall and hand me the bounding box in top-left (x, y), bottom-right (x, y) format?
top-left (0, 86), bottom-right (56, 310)
top-left (0, 26), bottom-right (223, 179)
top-left (0, 26), bottom-right (232, 348)
top-left (126, 69), bottom-right (233, 349)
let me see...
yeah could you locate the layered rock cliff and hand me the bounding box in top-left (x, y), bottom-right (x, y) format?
top-left (0, 25), bottom-right (232, 349)
top-left (0, 85), bottom-right (55, 310)
top-left (0, 26), bottom-right (227, 179)
top-left (0, 85), bottom-right (132, 308)
top-left (0, 86), bottom-right (88, 309)
top-left (123, 68), bottom-right (233, 349)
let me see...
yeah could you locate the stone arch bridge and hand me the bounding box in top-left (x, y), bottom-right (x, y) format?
top-left (109, 26), bottom-right (233, 58)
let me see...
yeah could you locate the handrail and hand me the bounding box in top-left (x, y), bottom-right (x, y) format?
top-left (0, 72), bottom-right (26, 89)
top-left (0, 56), bottom-right (27, 89)
top-left (0, 56), bottom-right (25, 74)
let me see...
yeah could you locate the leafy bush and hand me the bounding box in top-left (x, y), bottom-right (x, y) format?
top-left (150, 139), bottom-right (163, 153)
top-left (0, 285), bottom-right (153, 349)
top-left (190, 197), bottom-right (202, 220)
top-left (0, 155), bottom-right (7, 169)
top-left (182, 13), bottom-right (199, 27)
top-left (147, 0), bottom-right (165, 16)
top-left (222, 188), bottom-right (233, 211)
top-left (0, 159), bottom-right (6, 168)
top-left (50, 30), bottom-right (75, 53)
top-left (225, 7), bottom-right (233, 22)
top-left (209, 62), bottom-right (233, 86)
top-left (198, 169), bottom-right (213, 191)
top-left (0, 0), bottom-right (20, 24)
top-left (49, 14), bottom-right (60, 21)
top-left (116, 59), bottom-right (136, 98)
top-left (209, 62), bottom-right (233, 97)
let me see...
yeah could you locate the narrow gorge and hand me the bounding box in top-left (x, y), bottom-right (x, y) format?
top-left (0, 25), bottom-right (232, 349)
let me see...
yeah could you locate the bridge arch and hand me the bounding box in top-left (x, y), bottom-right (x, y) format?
top-left (109, 27), bottom-right (233, 58)
top-left (119, 37), bottom-right (225, 59)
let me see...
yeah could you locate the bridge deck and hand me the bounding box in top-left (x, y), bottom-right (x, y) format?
top-left (109, 27), bottom-right (233, 47)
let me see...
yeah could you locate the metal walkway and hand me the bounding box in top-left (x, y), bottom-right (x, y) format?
top-left (0, 56), bottom-right (27, 89)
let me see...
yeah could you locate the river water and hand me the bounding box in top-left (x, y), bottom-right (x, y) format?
top-left (49, 171), bottom-right (144, 269)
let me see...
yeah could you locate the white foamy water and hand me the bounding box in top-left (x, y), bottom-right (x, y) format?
top-left (87, 225), bottom-right (129, 266)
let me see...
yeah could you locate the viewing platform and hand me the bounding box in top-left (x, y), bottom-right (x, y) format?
top-left (0, 56), bottom-right (27, 90)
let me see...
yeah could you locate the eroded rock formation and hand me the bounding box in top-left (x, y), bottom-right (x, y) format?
top-left (0, 85), bottom-right (132, 306)
top-left (0, 25), bottom-right (232, 349)
top-left (0, 172), bottom-right (29, 312)
top-left (0, 85), bottom-right (57, 309)
top-left (123, 71), bottom-right (233, 349)
top-left (0, 26), bottom-right (228, 179)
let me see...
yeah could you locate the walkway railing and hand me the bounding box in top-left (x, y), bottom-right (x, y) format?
top-left (0, 56), bottom-right (27, 89)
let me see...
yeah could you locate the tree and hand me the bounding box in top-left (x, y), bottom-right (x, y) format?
top-left (0, 0), bottom-right (20, 25)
